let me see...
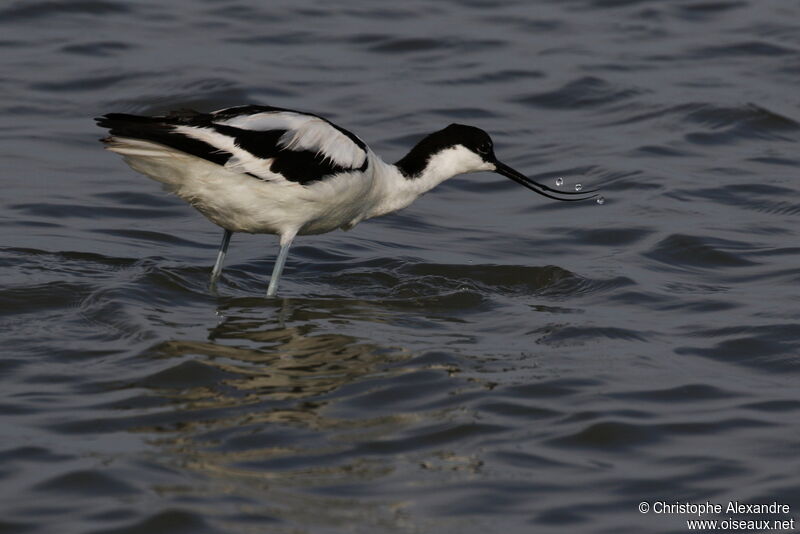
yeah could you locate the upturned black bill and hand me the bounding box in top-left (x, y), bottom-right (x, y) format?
top-left (494, 161), bottom-right (598, 202)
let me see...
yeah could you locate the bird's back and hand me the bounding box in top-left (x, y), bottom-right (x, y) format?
top-left (97, 106), bottom-right (383, 235)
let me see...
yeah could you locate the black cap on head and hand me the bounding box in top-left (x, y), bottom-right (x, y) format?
top-left (440, 123), bottom-right (495, 160)
top-left (396, 123), bottom-right (495, 177)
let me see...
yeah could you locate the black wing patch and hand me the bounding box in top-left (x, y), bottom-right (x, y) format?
top-left (210, 123), bottom-right (357, 183)
top-left (96, 108), bottom-right (368, 185)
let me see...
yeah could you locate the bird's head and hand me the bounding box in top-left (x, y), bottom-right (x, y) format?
top-left (396, 123), bottom-right (597, 202)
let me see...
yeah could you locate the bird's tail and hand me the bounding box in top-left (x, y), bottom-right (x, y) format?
top-left (96, 113), bottom-right (208, 188)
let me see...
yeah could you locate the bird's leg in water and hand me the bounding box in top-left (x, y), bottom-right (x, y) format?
top-left (210, 229), bottom-right (233, 288)
top-left (266, 236), bottom-right (295, 297)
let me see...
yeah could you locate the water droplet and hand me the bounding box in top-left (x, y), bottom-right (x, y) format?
top-left (555, 177), bottom-right (563, 187)
top-left (575, 183), bottom-right (582, 191)
top-left (596, 196), bottom-right (605, 205)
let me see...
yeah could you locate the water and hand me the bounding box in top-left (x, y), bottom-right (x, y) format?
top-left (1, 1), bottom-right (799, 533)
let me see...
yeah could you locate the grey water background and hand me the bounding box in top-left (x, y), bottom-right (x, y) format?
top-left (1, 0), bottom-right (799, 532)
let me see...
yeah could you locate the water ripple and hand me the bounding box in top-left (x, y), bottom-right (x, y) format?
top-left (514, 76), bottom-right (645, 110)
top-left (643, 234), bottom-right (760, 269)
top-left (0, 0), bottom-right (130, 22)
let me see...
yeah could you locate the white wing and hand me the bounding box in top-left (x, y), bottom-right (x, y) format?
top-left (212, 107), bottom-right (368, 169)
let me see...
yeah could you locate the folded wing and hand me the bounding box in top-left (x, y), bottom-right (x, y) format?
top-left (96, 105), bottom-right (369, 185)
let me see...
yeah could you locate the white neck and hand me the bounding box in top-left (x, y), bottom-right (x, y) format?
top-left (367, 145), bottom-right (493, 219)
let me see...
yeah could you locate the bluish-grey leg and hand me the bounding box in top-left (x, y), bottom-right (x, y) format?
top-left (266, 238), bottom-right (294, 297)
top-left (210, 229), bottom-right (232, 287)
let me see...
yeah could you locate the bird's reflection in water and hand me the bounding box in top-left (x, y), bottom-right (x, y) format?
top-left (147, 296), bottom-right (414, 411)
top-left (135, 298), bottom-right (440, 527)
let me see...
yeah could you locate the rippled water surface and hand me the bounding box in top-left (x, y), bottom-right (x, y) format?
top-left (2, 1), bottom-right (799, 532)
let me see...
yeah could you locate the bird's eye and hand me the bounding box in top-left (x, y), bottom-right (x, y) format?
top-left (477, 144), bottom-right (491, 155)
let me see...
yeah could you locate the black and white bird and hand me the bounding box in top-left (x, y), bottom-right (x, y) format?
top-left (96, 105), bottom-right (596, 296)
